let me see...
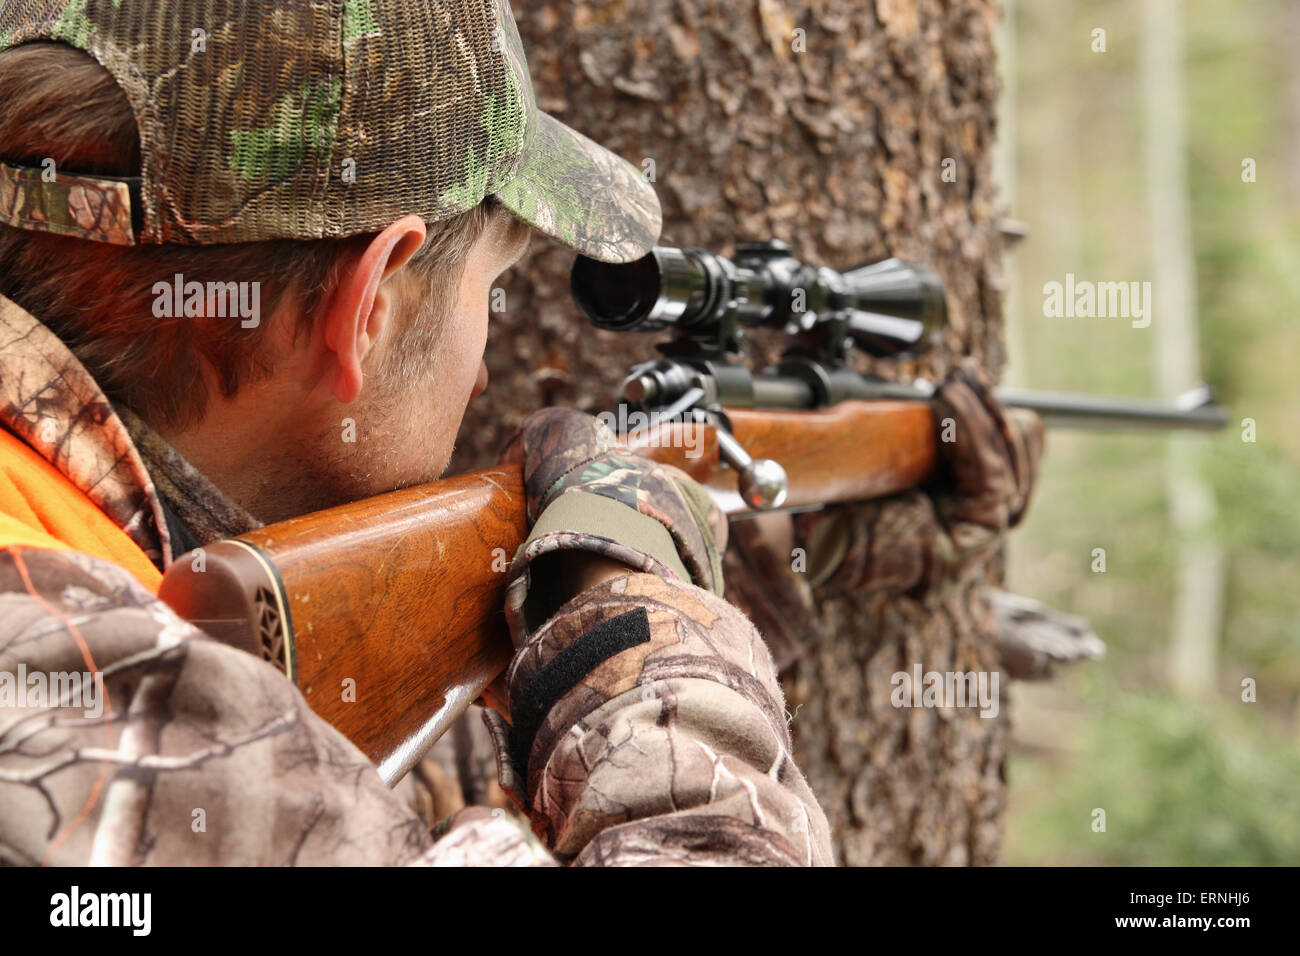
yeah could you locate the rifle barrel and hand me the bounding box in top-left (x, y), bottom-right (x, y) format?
top-left (995, 387), bottom-right (1229, 432)
top-left (745, 373), bottom-right (1229, 432)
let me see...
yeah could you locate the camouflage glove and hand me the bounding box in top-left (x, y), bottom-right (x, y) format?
top-left (498, 407), bottom-right (727, 640)
top-left (717, 361), bottom-right (1044, 674)
top-left (929, 358), bottom-right (1044, 534)
top-left (792, 358), bottom-right (1045, 595)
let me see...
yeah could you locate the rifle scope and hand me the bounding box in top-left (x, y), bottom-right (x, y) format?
top-left (571, 239), bottom-right (947, 356)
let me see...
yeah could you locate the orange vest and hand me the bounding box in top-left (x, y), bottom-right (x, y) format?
top-left (0, 427), bottom-right (163, 592)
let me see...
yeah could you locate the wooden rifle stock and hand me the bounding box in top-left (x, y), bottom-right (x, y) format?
top-left (158, 399), bottom-right (936, 784)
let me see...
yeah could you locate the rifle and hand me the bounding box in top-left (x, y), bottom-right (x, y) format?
top-left (158, 240), bottom-right (1227, 785)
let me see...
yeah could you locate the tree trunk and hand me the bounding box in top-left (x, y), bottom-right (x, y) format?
top-left (453, 0), bottom-right (1008, 865)
top-left (1141, 0), bottom-right (1223, 697)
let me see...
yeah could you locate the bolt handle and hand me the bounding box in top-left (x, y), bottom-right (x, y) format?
top-left (714, 428), bottom-right (789, 510)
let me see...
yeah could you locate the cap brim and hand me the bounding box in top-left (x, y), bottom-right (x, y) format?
top-left (493, 112), bottom-right (661, 264)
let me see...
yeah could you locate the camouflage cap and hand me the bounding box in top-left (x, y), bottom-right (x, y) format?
top-left (0, 0), bottom-right (660, 263)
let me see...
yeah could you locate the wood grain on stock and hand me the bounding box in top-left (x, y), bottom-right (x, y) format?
top-left (163, 402), bottom-right (936, 784)
top-left (632, 400), bottom-right (939, 511)
top-left (162, 467), bottom-right (528, 785)
top-left (272, 466), bottom-right (524, 780)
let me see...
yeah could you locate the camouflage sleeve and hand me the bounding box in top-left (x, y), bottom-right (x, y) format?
top-left (0, 546), bottom-right (557, 866)
top-left (791, 360), bottom-right (1046, 598)
top-left (719, 494), bottom-right (977, 661)
top-left (719, 361), bottom-right (1047, 673)
top-left (481, 571), bottom-right (835, 866)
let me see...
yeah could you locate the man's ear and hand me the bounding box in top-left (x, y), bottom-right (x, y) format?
top-left (322, 214), bottom-right (427, 404)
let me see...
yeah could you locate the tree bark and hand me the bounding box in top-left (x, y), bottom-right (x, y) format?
top-left (453, 0), bottom-right (1008, 865)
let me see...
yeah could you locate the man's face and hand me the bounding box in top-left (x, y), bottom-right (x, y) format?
top-left (297, 211), bottom-right (531, 508)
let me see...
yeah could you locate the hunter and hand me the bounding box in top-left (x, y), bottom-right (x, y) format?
top-left (0, 0), bottom-right (1038, 866)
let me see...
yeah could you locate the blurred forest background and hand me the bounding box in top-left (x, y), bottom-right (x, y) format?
top-left (998, 0), bottom-right (1300, 864)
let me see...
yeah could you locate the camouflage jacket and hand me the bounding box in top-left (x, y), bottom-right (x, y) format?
top-left (0, 294), bottom-right (832, 866)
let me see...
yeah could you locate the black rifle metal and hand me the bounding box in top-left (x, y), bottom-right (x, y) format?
top-left (572, 241), bottom-right (1229, 508)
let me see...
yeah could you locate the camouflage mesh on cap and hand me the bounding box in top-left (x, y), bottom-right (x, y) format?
top-left (497, 113), bottom-right (661, 266)
top-left (0, 0), bottom-right (660, 262)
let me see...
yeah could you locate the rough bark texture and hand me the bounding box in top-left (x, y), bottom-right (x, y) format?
top-left (452, 0), bottom-right (1008, 865)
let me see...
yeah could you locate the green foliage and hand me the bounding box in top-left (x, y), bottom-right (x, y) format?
top-left (1006, 693), bottom-right (1300, 865)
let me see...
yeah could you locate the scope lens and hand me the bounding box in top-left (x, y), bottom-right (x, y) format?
top-left (571, 254), bottom-right (662, 330)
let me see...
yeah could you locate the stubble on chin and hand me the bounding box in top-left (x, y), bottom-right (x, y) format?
top-left (297, 397), bottom-right (452, 513)
top-left (264, 281), bottom-right (465, 517)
